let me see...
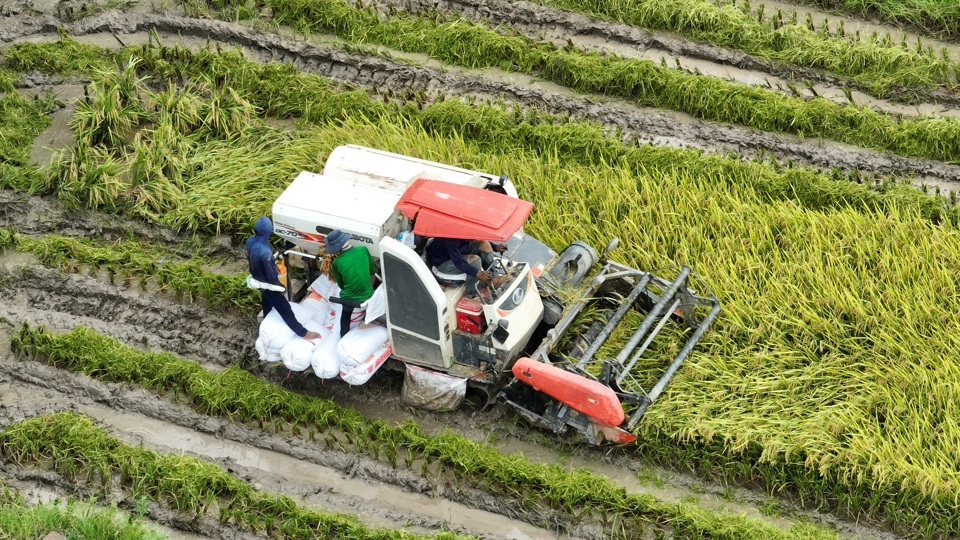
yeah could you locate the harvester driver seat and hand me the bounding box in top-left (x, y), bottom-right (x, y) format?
top-left (421, 237), bottom-right (467, 287)
top-left (431, 265), bottom-right (467, 287)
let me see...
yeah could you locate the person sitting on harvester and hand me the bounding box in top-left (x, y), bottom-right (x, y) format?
top-left (429, 237), bottom-right (508, 298)
top-left (246, 216), bottom-right (319, 341)
top-left (326, 229), bottom-right (376, 337)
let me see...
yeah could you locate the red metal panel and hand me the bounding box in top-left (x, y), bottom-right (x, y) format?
top-left (512, 357), bottom-right (626, 428)
top-left (396, 179), bottom-right (534, 242)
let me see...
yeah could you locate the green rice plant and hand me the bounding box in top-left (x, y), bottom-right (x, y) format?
top-left (533, 0), bottom-right (954, 93)
top-left (790, 0), bottom-right (960, 41)
top-left (28, 15), bottom-right (960, 166)
top-left (0, 227), bottom-right (16, 251)
top-left (0, 495), bottom-right (167, 540)
top-left (0, 85), bottom-right (56, 191)
top-left (16, 39), bottom-right (955, 232)
top-left (0, 411), bottom-right (468, 540)
top-left (12, 40), bottom-right (960, 536)
top-left (12, 324), bottom-right (840, 540)
top-left (206, 0), bottom-right (953, 96)
top-left (13, 29), bottom-right (960, 173)
top-left (2, 36), bottom-right (112, 75)
top-left (3, 231), bottom-right (260, 313)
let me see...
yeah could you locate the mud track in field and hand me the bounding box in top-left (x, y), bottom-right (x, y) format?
top-left (8, 9), bottom-right (960, 195)
top-left (0, 359), bottom-right (585, 540)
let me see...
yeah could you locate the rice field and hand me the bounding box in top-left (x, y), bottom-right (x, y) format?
top-left (3, 0), bottom-right (960, 539)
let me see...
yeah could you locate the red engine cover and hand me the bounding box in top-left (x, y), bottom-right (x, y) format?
top-left (512, 357), bottom-right (625, 427)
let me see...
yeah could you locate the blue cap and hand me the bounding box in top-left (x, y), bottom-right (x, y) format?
top-left (325, 229), bottom-right (352, 254)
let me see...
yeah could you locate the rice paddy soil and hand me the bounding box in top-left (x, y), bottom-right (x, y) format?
top-left (1, 0), bottom-right (957, 539)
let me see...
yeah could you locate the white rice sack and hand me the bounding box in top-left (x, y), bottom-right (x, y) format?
top-left (255, 336), bottom-right (277, 362)
top-left (300, 296), bottom-right (330, 319)
top-left (259, 302), bottom-right (318, 351)
top-left (340, 343), bottom-right (392, 386)
top-left (309, 275), bottom-right (338, 299)
top-left (337, 326), bottom-right (389, 368)
top-left (280, 339), bottom-right (314, 372)
top-left (310, 331), bottom-right (342, 379)
top-left (324, 303), bottom-right (364, 333)
top-left (279, 321), bottom-right (328, 372)
top-left (363, 286), bottom-right (386, 324)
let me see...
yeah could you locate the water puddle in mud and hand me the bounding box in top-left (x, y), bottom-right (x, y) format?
top-left (25, 84), bottom-right (84, 167)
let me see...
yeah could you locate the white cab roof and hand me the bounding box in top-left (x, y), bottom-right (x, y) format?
top-left (277, 171), bottom-right (400, 229)
top-left (322, 145), bottom-right (496, 193)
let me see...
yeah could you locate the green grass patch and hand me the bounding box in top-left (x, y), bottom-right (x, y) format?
top-left (11, 324), bottom-right (841, 540)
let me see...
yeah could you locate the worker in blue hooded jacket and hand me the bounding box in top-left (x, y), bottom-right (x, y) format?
top-left (246, 216), bottom-right (319, 341)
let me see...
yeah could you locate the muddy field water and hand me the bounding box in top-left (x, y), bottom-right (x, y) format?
top-left (0, 0), bottom-right (954, 538)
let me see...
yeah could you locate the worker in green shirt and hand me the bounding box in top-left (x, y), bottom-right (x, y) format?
top-left (326, 229), bottom-right (376, 337)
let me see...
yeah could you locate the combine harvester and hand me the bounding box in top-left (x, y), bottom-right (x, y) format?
top-left (270, 145), bottom-right (720, 444)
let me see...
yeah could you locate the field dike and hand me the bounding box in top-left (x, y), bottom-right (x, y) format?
top-left (7, 9), bottom-right (960, 192)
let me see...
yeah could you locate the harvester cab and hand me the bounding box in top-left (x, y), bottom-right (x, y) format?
top-left (270, 145), bottom-right (720, 445)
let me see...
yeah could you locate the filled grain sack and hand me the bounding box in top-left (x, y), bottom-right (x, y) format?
top-left (323, 302), bottom-right (364, 333)
top-left (255, 336), bottom-right (279, 363)
top-left (339, 343), bottom-right (392, 386)
top-left (401, 365), bottom-right (467, 410)
top-left (310, 331), bottom-right (342, 379)
top-left (258, 302), bottom-right (323, 360)
top-left (309, 274), bottom-right (338, 299)
top-left (300, 293), bottom-right (330, 319)
top-left (337, 326), bottom-right (389, 368)
top-left (280, 320), bottom-right (328, 372)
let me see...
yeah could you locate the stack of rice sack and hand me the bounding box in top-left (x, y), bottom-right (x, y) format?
top-left (253, 275), bottom-right (342, 371)
top-left (254, 302), bottom-right (326, 368)
top-left (337, 326), bottom-right (392, 385)
top-left (257, 275), bottom-right (392, 385)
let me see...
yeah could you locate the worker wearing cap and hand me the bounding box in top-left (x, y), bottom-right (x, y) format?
top-left (246, 217), bottom-right (319, 341)
top-left (327, 229), bottom-right (376, 337)
top-left (429, 238), bottom-right (508, 298)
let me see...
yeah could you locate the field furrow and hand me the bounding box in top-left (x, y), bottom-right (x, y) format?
top-left (2, 1), bottom-right (960, 539)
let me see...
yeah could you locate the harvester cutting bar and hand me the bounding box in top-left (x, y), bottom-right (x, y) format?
top-left (531, 264), bottom-right (647, 364)
top-left (574, 273), bottom-right (653, 369)
top-left (613, 266), bottom-right (690, 365)
top-left (625, 298), bottom-right (720, 428)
